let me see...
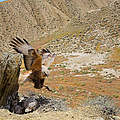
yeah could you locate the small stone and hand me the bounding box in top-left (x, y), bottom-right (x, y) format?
top-left (95, 117), bottom-right (104, 120)
top-left (25, 99), bottom-right (38, 113)
top-left (112, 116), bottom-right (120, 120)
top-left (14, 105), bottom-right (25, 114)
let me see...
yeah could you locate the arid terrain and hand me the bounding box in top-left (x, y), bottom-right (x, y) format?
top-left (1, 0), bottom-right (120, 120)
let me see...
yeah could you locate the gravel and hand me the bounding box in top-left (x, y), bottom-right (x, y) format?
top-left (84, 96), bottom-right (120, 119)
top-left (2, 92), bottom-right (68, 114)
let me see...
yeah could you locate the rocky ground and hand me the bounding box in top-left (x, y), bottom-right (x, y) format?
top-left (0, 96), bottom-right (120, 120)
top-left (0, 106), bottom-right (106, 120)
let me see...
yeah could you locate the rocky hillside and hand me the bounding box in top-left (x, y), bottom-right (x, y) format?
top-left (46, 0), bottom-right (120, 54)
top-left (0, 0), bottom-right (111, 52)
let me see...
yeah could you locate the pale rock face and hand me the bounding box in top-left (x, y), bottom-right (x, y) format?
top-left (0, 53), bottom-right (21, 106)
top-left (25, 100), bottom-right (38, 113)
top-left (95, 117), bottom-right (104, 120)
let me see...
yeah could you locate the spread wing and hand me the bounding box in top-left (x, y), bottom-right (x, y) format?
top-left (10, 37), bottom-right (38, 70)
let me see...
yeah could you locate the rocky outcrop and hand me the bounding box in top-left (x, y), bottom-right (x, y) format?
top-left (0, 52), bottom-right (21, 106)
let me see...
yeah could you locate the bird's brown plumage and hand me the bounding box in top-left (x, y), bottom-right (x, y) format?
top-left (10, 37), bottom-right (56, 90)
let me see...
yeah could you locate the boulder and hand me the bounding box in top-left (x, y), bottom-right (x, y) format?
top-left (0, 52), bottom-right (21, 106)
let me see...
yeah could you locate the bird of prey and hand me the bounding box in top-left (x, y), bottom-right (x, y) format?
top-left (10, 37), bottom-right (56, 91)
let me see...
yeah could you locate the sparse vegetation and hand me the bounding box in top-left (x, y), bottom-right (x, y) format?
top-left (81, 70), bottom-right (90, 74)
top-left (81, 83), bottom-right (86, 86)
top-left (60, 71), bottom-right (65, 75)
top-left (113, 94), bottom-right (119, 98)
top-left (48, 67), bottom-right (52, 70)
top-left (59, 85), bottom-right (64, 90)
top-left (67, 86), bottom-right (75, 92)
top-left (84, 96), bottom-right (120, 119)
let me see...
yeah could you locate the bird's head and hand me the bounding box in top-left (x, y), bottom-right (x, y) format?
top-left (41, 48), bottom-right (56, 78)
top-left (41, 49), bottom-right (56, 67)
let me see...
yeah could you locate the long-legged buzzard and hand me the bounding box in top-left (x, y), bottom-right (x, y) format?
top-left (10, 37), bottom-right (56, 91)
